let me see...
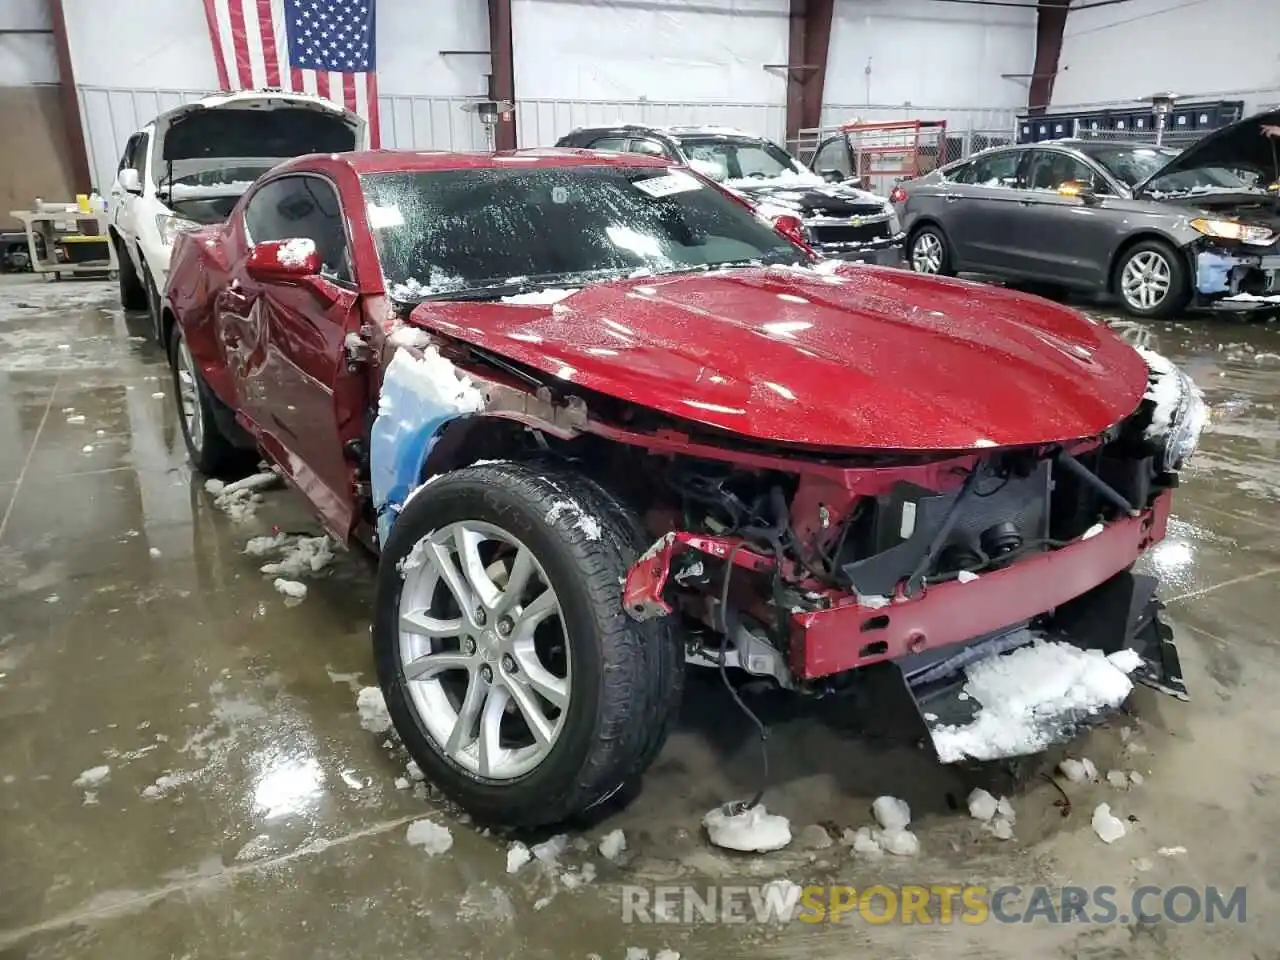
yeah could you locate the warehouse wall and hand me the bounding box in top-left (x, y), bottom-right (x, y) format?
top-left (824, 0), bottom-right (1035, 110)
top-left (1051, 0), bottom-right (1280, 110)
top-left (61, 0), bottom-right (490, 97)
top-left (0, 0), bottom-right (75, 227)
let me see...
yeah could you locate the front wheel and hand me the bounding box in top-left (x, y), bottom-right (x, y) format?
top-left (908, 224), bottom-right (955, 276)
top-left (375, 462), bottom-right (683, 827)
top-left (169, 324), bottom-right (248, 477)
top-left (1114, 240), bottom-right (1189, 318)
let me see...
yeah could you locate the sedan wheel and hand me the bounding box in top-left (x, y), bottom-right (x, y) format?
top-left (909, 227), bottom-right (951, 275)
top-left (1120, 250), bottom-right (1172, 312)
top-left (175, 334), bottom-right (204, 456)
top-left (374, 461), bottom-right (684, 827)
top-left (399, 520), bottom-right (570, 781)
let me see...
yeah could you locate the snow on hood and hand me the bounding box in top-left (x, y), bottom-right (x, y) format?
top-left (167, 180), bottom-right (257, 199)
top-left (719, 167), bottom-right (824, 189)
top-left (405, 267), bottom-right (1151, 452)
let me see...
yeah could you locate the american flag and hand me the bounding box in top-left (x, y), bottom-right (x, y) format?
top-left (202, 0), bottom-right (381, 148)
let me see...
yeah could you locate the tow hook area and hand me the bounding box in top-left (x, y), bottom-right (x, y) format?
top-left (622, 532), bottom-right (773, 621)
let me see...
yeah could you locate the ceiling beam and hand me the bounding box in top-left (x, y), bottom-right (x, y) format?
top-left (785, 0), bottom-right (834, 143)
top-left (48, 0), bottom-right (91, 192)
top-left (1027, 0), bottom-right (1071, 116)
top-left (487, 0), bottom-right (516, 150)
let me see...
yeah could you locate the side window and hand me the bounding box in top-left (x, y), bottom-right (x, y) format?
top-left (588, 137), bottom-right (627, 152)
top-left (244, 175), bottom-right (353, 284)
top-left (132, 133), bottom-right (150, 178)
top-left (119, 135), bottom-right (140, 172)
top-left (626, 138), bottom-right (669, 158)
top-left (1025, 151), bottom-right (1109, 193)
top-left (944, 161), bottom-right (972, 183)
top-left (813, 138), bottom-right (852, 178)
top-left (963, 151), bottom-right (1023, 188)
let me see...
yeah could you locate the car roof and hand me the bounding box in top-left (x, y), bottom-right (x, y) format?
top-left (285, 147), bottom-right (674, 176)
top-left (564, 123), bottom-right (763, 141)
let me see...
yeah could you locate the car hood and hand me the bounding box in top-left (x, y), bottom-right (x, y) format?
top-left (1136, 107), bottom-right (1280, 192)
top-left (728, 180), bottom-right (888, 216)
top-left (408, 267), bottom-right (1148, 452)
top-left (155, 91), bottom-right (364, 162)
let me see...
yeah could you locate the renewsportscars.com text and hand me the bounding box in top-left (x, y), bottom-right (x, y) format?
top-left (621, 884), bottom-right (1247, 926)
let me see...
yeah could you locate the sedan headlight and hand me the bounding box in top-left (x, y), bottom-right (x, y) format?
top-left (156, 214), bottom-right (200, 247)
top-left (1188, 216), bottom-right (1275, 247)
top-left (1136, 347), bottom-right (1207, 471)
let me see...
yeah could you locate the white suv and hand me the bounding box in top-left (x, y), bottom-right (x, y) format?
top-left (108, 90), bottom-right (364, 339)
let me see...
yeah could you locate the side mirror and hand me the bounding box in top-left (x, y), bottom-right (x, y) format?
top-left (819, 168), bottom-right (845, 183)
top-left (245, 238), bottom-right (320, 281)
top-left (119, 168), bottom-right (143, 195)
top-left (1058, 180), bottom-right (1100, 205)
top-left (770, 214), bottom-right (812, 251)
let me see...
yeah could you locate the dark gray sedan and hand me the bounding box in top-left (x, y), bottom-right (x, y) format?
top-left (893, 109), bottom-right (1280, 317)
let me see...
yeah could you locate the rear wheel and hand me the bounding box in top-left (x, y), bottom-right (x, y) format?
top-left (375, 462), bottom-right (683, 827)
top-left (1114, 240), bottom-right (1189, 318)
top-left (169, 324), bottom-right (247, 477)
top-left (908, 225), bottom-right (954, 276)
top-left (116, 238), bottom-right (147, 310)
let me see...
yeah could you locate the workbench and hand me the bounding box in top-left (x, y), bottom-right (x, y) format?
top-left (7, 208), bottom-right (118, 280)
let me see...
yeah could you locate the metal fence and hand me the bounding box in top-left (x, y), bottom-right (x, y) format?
top-left (1070, 123), bottom-right (1204, 149)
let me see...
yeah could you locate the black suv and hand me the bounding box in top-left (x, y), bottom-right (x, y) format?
top-left (555, 124), bottom-right (904, 265)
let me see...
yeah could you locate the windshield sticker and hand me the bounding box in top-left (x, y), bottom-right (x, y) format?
top-left (633, 171), bottom-right (702, 198)
top-left (551, 186), bottom-right (569, 204)
top-left (367, 204), bottom-right (405, 229)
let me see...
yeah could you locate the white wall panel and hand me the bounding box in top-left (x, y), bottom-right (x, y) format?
top-left (1052, 0), bottom-right (1280, 110)
top-left (62, 0), bottom-right (489, 97)
top-left (825, 0), bottom-right (1035, 110)
top-left (0, 0), bottom-right (57, 85)
top-left (512, 0), bottom-right (789, 104)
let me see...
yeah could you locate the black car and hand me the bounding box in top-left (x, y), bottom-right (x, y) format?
top-left (893, 109), bottom-right (1280, 318)
top-left (554, 124), bottom-right (904, 265)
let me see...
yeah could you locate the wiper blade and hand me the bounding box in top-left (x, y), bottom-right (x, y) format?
top-left (420, 283), bottom-right (535, 302)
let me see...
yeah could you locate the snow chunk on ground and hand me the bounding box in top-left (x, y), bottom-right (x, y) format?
top-left (957, 570), bottom-right (980, 583)
top-left (703, 804), bottom-right (792, 852)
top-left (531, 834), bottom-right (569, 866)
top-left (244, 533), bottom-right (291, 557)
top-left (1091, 802), bottom-right (1126, 844)
top-left (141, 771), bottom-right (195, 799)
top-left (208, 471), bottom-right (282, 523)
top-left (872, 796), bottom-right (911, 831)
top-left (1059, 757), bottom-right (1098, 783)
top-left (378, 346), bottom-right (484, 418)
top-left (851, 826), bottom-right (883, 857)
top-left (1129, 771), bottom-right (1145, 786)
top-left (930, 637), bottom-right (1138, 763)
top-left (1106, 770), bottom-right (1130, 789)
top-left (506, 841), bottom-right (532, 874)
top-left (1157, 845), bottom-right (1187, 857)
top-left (405, 760), bottom-right (424, 781)
top-left (272, 578), bottom-right (307, 601)
top-left (406, 819), bottom-right (453, 855)
top-left (387, 324), bottom-right (431, 350)
top-left (878, 828), bottom-right (920, 856)
top-left (73, 765), bottom-right (110, 788)
top-left (260, 536), bottom-right (335, 578)
top-left (1107, 648), bottom-right (1143, 673)
top-left (598, 828), bottom-right (627, 861)
top-left (500, 288), bottom-right (578, 305)
top-left (394, 776), bottom-right (409, 790)
top-left (967, 788), bottom-right (998, 822)
top-left (356, 686), bottom-right (393, 733)
top-left (148, 547), bottom-right (161, 558)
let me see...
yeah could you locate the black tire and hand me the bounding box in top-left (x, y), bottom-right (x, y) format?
top-left (142, 262), bottom-right (163, 342)
top-left (1112, 239), bottom-right (1189, 319)
top-left (169, 324), bottom-right (247, 477)
top-left (907, 224), bottom-right (955, 277)
top-left (116, 238), bottom-right (147, 310)
top-left (375, 461), bottom-right (683, 827)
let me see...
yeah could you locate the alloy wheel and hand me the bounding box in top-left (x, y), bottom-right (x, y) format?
top-left (1121, 250), bottom-right (1171, 311)
top-left (398, 521), bottom-right (570, 781)
top-left (912, 232), bottom-right (943, 273)
top-left (175, 335), bottom-right (204, 454)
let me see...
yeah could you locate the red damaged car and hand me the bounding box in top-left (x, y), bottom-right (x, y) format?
top-left (164, 148), bottom-right (1203, 827)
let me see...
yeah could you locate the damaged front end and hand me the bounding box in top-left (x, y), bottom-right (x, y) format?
top-left (622, 353), bottom-right (1203, 765)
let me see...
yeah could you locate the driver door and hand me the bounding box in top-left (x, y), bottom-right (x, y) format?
top-left (226, 173), bottom-right (368, 537)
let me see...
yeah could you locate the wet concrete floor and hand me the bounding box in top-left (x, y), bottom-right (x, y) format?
top-left (1, 273), bottom-right (1279, 958)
